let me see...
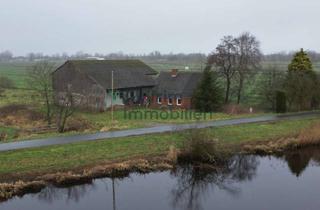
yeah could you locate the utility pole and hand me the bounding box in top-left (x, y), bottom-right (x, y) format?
top-left (111, 70), bottom-right (114, 127)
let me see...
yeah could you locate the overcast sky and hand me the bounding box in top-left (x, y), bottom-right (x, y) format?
top-left (1, 0), bottom-right (319, 55)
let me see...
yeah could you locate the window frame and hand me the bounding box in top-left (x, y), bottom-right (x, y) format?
top-left (168, 97), bottom-right (173, 105)
top-left (157, 96), bottom-right (162, 104)
top-left (176, 97), bottom-right (182, 106)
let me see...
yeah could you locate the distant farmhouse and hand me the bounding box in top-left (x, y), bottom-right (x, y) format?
top-left (151, 69), bottom-right (202, 109)
top-left (52, 60), bottom-right (202, 111)
top-left (52, 60), bottom-right (157, 111)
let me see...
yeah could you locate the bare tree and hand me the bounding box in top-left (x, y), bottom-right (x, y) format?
top-left (27, 61), bottom-right (55, 125)
top-left (234, 32), bottom-right (262, 104)
top-left (56, 87), bottom-right (78, 133)
top-left (207, 36), bottom-right (237, 104)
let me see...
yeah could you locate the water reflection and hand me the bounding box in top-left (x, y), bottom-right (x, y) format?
top-left (170, 155), bottom-right (259, 210)
top-left (35, 183), bottom-right (97, 203)
top-left (170, 148), bottom-right (320, 210)
top-left (283, 147), bottom-right (320, 177)
top-left (4, 147), bottom-right (320, 210)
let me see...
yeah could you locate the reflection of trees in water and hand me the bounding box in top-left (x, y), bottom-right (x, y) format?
top-left (35, 183), bottom-right (97, 203)
top-left (312, 151), bottom-right (320, 166)
top-left (35, 177), bottom-right (126, 210)
top-left (171, 155), bottom-right (259, 210)
top-left (284, 147), bottom-right (320, 177)
top-left (228, 155), bottom-right (259, 182)
top-left (285, 153), bottom-right (311, 177)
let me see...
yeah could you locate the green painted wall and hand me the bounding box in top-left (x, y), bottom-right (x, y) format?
top-left (106, 90), bottom-right (123, 108)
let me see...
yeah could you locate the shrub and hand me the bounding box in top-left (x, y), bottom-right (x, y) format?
top-left (178, 129), bottom-right (229, 164)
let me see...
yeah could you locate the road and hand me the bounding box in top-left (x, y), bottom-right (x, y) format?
top-left (0, 111), bottom-right (319, 152)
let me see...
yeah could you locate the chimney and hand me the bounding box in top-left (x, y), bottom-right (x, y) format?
top-left (171, 69), bottom-right (178, 77)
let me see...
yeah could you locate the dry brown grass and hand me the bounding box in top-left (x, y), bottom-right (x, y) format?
top-left (242, 122), bottom-right (320, 154)
top-left (295, 122), bottom-right (320, 146)
top-left (0, 104), bottom-right (28, 116)
top-left (0, 104), bottom-right (45, 129)
top-left (0, 181), bottom-right (45, 202)
top-left (64, 117), bottom-right (92, 132)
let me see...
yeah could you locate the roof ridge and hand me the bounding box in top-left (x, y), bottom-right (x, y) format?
top-left (68, 59), bottom-right (143, 62)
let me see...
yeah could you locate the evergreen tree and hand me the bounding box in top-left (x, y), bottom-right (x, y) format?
top-left (192, 67), bottom-right (223, 112)
top-left (288, 48), bottom-right (313, 72)
top-left (285, 49), bottom-right (319, 111)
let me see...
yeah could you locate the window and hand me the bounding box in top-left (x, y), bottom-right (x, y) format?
top-left (176, 97), bottom-right (182, 106)
top-left (168, 97), bottom-right (173, 105)
top-left (157, 97), bottom-right (162, 104)
top-left (67, 84), bottom-right (72, 91)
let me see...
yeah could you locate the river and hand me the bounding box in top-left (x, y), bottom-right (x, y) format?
top-left (1, 147), bottom-right (320, 210)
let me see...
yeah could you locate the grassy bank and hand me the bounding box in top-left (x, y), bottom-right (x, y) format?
top-left (0, 127), bottom-right (17, 140)
top-left (0, 91), bottom-right (264, 143)
top-left (0, 117), bottom-right (318, 178)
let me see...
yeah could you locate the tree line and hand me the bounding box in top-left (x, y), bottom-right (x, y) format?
top-left (193, 33), bottom-right (320, 113)
top-left (1, 49), bottom-right (320, 63)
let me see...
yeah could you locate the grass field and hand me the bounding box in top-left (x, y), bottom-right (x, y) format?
top-left (0, 117), bottom-right (317, 175)
top-left (0, 62), bottom-right (33, 89)
top-left (0, 89), bottom-right (38, 106)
